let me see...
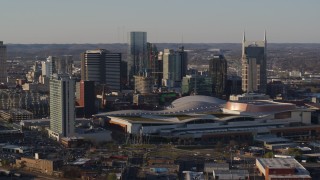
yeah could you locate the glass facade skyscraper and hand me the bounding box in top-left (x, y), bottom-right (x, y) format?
top-left (128, 32), bottom-right (147, 86)
top-left (208, 52), bottom-right (227, 98)
top-left (0, 41), bottom-right (7, 83)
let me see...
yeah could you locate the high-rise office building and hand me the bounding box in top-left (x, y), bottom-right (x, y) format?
top-left (162, 48), bottom-right (188, 88)
top-left (49, 74), bottom-right (75, 139)
top-left (0, 41), bottom-right (7, 83)
top-left (57, 55), bottom-right (73, 75)
top-left (134, 75), bottom-right (154, 94)
top-left (128, 32), bottom-right (147, 85)
top-left (182, 75), bottom-right (213, 96)
top-left (162, 49), bottom-right (175, 88)
top-left (76, 80), bottom-right (96, 118)
top-left (241, 32), bottom-right (267, 93)
top-left (43, 56), bottom-right (73, 77)
top-left (42, 56), bottom-right (57, 77)
top-left (81, 49), bottom-right (122, 91)
top-left (208, 51), bottom-right (227, 98)
top-left (146, 42), bottom-right (158, 71)
top-left (226, 76), bottom-right (242, 98)
top-left (147, 43), bottom-right (162, 87)
top-left (120, 61), bottom-right (128, 89)
top-left (178, 46), bottom-right (188, 79)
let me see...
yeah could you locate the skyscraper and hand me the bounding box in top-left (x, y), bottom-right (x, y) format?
top-left (57, 55), bottom-right (73, 75)
top-left (0, 41), bottom-right (7, 83)
top-left (81, 49), bottom-right (122, 91)
top-left (182, 75), bottom-right (213, 96)
top-left (208, 51), bottom-right (227, 98)
top-left (42, 56), bottom-right (57, 78)
top-left (147, 43), bottom-right (162, 87)
top-left (49, 74), bottom-right (75, 140)
top-left (162, 49), bottom-right (176, 88)
top-left (76, 80), bottom-right (96, 118)
top-left (128, 32), bottom-right (147, 85)
top-left (134, 75), bottom-right (154, 94)
top-left (162, 48), bottom-right (188, 88)
top-left (241, 32), bottom-right (267, 93)
top-left (178, 46), bottom-right (188, 79)
top-left (43, 56), bottom-right (73, 77)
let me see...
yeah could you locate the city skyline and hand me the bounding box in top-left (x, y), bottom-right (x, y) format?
top-left (0, 0), bottom-right (319, 43)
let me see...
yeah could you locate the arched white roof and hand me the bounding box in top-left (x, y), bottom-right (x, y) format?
top-left (171, 95), bottom-right (226, 108)
top-left (95, 95), bottom-right (225, 117)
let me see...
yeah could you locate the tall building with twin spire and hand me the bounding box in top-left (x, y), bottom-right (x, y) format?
top-left (241, 31), bottom-right (267, 93)
top-left (0, 41), bottom-right (7, 83)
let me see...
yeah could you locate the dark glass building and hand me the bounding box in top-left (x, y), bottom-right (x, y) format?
top-left (78, 80), bottom-right (96, 118)
top-left (208, 52), bottom-right (227, 98)
top-left (81, 49), bottom-right (122, 91)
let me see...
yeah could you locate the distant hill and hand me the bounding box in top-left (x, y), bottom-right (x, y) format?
top-left (5, 43), bottom-right (320, 73)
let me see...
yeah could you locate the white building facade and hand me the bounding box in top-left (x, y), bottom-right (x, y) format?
top-left (49, 74), bottom-right (75, 140)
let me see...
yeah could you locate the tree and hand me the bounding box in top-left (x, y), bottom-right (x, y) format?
top-left (0, 159), bottom-right (9, 166)
top-left (287, 148), bottom-right (302, 157)
top-left (263, 152), bottom-right (274, 158)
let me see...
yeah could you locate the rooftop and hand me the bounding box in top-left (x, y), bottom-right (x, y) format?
top-left (95, 95), bottom-right (225, 118)
top-left (224, 100), bottom-right (296, 115)
top-left (257, 158), bottom-right (309, 175)
top-left (72, 158), bottom-right (91, 165)
top-left (0, 108), bottom-right (33, 115)
top-left (254, 135), bottom-right (291, 143)
top-left (213, 169), bottom-right (249, 175)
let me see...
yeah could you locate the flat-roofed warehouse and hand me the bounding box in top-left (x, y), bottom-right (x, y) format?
top-left (256, 158), bottom-right (311, 180)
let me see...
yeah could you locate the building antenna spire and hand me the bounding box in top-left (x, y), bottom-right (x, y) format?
top-left (264, 30), bottom-right (267, 42)
top-left (243, 31), bottom-right (246, 43)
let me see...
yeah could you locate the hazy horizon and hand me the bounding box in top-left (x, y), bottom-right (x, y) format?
top-left (1, 0), bottom-right (319, 44)
top-left (5, 42), bottom-right (320, 45)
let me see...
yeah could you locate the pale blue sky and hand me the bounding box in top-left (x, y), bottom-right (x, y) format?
top-left (1, 0), bottom-right (319, 43)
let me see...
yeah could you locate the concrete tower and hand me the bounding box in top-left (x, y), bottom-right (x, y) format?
top-left (49, 74), bottom-right (75, 140)
top-left (241, 32), bottom-right (267, 93)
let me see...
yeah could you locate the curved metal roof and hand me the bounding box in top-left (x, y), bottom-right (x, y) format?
top-left (171, 95), bottom-right (226, 108)
top-left (95, 95), bottom-right (225, 117)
